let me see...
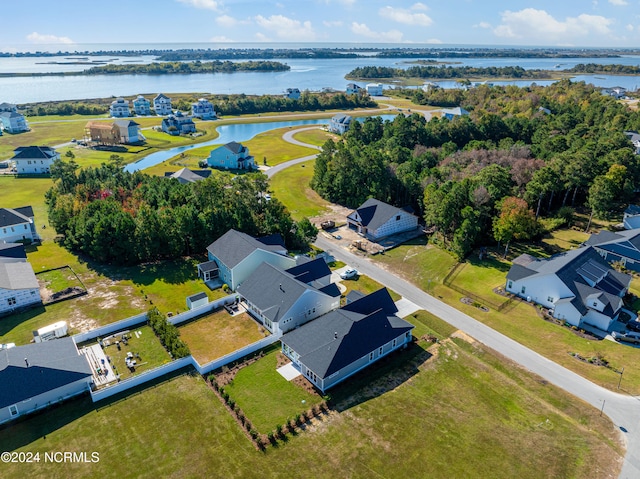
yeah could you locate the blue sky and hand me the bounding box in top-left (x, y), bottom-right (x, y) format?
top-left (2, 0), bottom-right (640, 51)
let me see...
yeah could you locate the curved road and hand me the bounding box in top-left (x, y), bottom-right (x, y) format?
top-left (276, 126), bottom-right (640, 478)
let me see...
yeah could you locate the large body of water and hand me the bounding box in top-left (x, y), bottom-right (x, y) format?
top-left (2, 42), bottom-right (640, 103)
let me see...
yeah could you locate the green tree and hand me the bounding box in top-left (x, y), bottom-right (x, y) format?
top-left (493, 197), bottom-right (538, 257)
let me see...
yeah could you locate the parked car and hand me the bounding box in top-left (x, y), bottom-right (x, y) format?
top-left (626, 320), bottom-right (640, 333)
top-left (612, 331), bottom-right (640, 344)
top-left (340, 268), bottom-right (358, 280)
top-left (0, 343), bottom-right (15, 350)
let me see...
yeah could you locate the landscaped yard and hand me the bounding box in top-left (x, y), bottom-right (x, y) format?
top-left (340, 273), bottom-right (401, 302)
top-left (179, 310), bottom-right (266, 364)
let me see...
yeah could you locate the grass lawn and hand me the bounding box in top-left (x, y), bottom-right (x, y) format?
top-left (269, 160), bottom-right (331, 221)
top-left (407, 309), bottom-right (458, 340)
top-left (180, 310), bottom-right (266, 364)
top-left (446, 254), bottom-right (511, 307)
top-left (340, 273), bottom-right (401, 302)
top-left (244, 127), bottom-right (319, 166)
top-left (223, 347), bottom-right (323, 433)
top-left (36, 266), bottom-right (84, 295)
top-left (0, 338), bottom-right (621, 479)
top-left (291, 127), bottom-right (338, 147)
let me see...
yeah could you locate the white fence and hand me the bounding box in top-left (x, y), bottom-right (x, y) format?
top-left (73, 312), bottom-right (147, 344)
top-left (168, 294), bottom-right (237, 326)
top-left (194, 333), bottom-right (281, 375)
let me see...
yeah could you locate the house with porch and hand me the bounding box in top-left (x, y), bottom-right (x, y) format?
top-left (207, 141), bottom-right (256, 170)
top-left (10, 145), bottom-right (59, 175)
top-left (237, 262), bottom-right (340, 335)
top-left (191, 98), bottom-right (216, 119)
top-left (153, 93), bottom-right (172, 116)
top-left (346, 83), bottom-right (362, 95)
top-left (365, 83), bottom-right (383, 96)
top-left (280, 288), bottom-right (414, 393)
top-left (0, 337), bottom-right (93, 425)
top-left (0, 111), bottom-right (29, 133)
top-left (161, 111), bottom-right (196, 135)
top-left (109, 98), bottom-right (130, 118)
top-left (585, 229), bottom-right (640, 272)
top-left (347, 198), bottom-right (419, 241)
top-left (133, 95), bottom-right (151, 116)
top-left (0, 206), bottom-right (39, 243)
top-left (197, 229), bottom-right (296, 290)
top-left (329, 114), bottom-right (352, 134)
top-left (113, 120), bottom-right (144, 144)
top-left (505, 246), bottom-right (631, 331)
top-left (284, 88), bottom-right (301, 100)
top-left (0, 260), bottom-right (41, 316)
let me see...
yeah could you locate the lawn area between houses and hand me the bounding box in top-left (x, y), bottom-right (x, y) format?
top-left (291, 127), bottom-right (338, 147)
top-left (0, 336), bottom-right (621, 479)
top-left (179, 310), bottom-right (266, 365)
top-left (340, 273), bottom-right (401, 303)
top-left (269, 160), bottom-right (330, 221)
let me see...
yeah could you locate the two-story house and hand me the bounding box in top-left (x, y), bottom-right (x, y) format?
top-left (191, 98), bottom-right (216, 120)
top-left (0, 206), bottom-right (39, 243)
top-left (153, 93), bottom-right (172, 116)
top-left (10, 146), bottom-right (59, 175)
top-left (133, 95), bottom-right (151, 116)
top-left (207, 141), bottom-right (256, 170)
top-left (347, 198), bottom-right (419, 241)
top-left (161, 111), bottom-right (196, 135)
top-left (0, 111), bottom-right (29, 134)
top-left (109, 98), bottom-right (130, 118)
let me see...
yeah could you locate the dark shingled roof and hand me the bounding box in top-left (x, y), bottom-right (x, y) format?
top-left (281, 289), bottom-right (413, 378)
top-left (223, 141), bottom-right (246, 154)
top-left (12, 146), bottom-right (57, 160)
top-left (0, 243), bottom-right (26, 260)
top-left (585, 229), bottom-right (640, 263)
top-left (318, 282), bottom-right (341, 298)
top-left (187, 292), bottom-right (208, 302)
top-left (625, 204), bottom-right (640, 216)
top-left (0, 337), bottom-right (92, 409)
top-left (206, 229), bottom-right (287, 269)
top-left (0, 206), bottom-right (33, 228)
top-left (285, 257), bottom-right (331, 285)
top-left (347, 198), bottom-right (415, 232)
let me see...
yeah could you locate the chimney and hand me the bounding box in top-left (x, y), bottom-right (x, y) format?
top-left (24, 358), bottom-right (29, 367)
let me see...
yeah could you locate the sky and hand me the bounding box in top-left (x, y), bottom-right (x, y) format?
top-left (2, 0), bottom-right (640, 51)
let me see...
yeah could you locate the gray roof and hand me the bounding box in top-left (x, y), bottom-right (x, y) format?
top-left (585, 229), bottom-right (640, 263)
top-left (0, 111), bottom-right (24, 119)
top-left (281, 289), bottom-right (413, 378)
top-left (165, 168), bottom-right (210, 184)
top-left (347, 198), bottom-right (415, 231)
top-left (0, 206), bottom-right (33, 228)
top-left (223, 141), bottom-right (246, 155)
top-left (206, 229), bottom-right (286, 269)
top-left (113, 119), bottom-right (139, 128)
top-left (12, 146), bottom-right (57, 160)
top-left (331, 113), bottom-right (352, 124)
top-left (0, 261), bottom-right (39, 290)
top-left (154, 93), bottom-right (170, 100)
top-left (237, 262), bottom-right (322, 323)
top-left (0, 337), bottom-right (92, 408)
top-left (187, 292), bottom-right (208, 302)
top-left (285, 257), bottom-right (331, 284)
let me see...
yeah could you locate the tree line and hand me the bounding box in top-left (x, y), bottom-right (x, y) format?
top-left (46, 162), bottom-right (318, 265)
top-left (83, 60), bottom-right (289, 75)
top-left (312, 79), bottom-right (640, 259)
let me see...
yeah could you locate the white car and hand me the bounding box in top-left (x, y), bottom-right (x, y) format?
top-left (340, 268), bottom-right (358, 280)
top-left (0, 343), bottom-right (16, 350)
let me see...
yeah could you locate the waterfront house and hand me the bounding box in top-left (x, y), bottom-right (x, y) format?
top-left (346, 83), bottom-right (362, 95)
top-left (0, 260), bottom-right (41, 316)
top-left (197, 229), bottom-right (295, 290)
top-left (113, 119), bottom-right (144, 143)
top-left (0, 337), bottom-right (93, 425)
top-left (0, 111), bottom-right (29, 134)
top-left (109, 97), bottom-right (130, 118)
top-left (207, 141), bottom-right (256, 170)
top-left (164, 167), bottom-right (211, 184)
top-left (191, 98), bottom-right (216, 120)
top-left (0, 102), bottom-right (17, 113)
top-left (161, 111), bottom-right (196, 135)
top-left (329, 114), bottom-right (352, 134)
top-left (280, 288), bottom-right (414, 393)
top-left (0, 206), bottom-right (39, 243)
top-left (365, 83), bottom-right (383, 96)
top-left (347, 198), bottom-right (419, 241)
top-left (10, 146), bottom-right (59, 175)
top-left (133, 95), bottom-right (151, 116)
top-left (505, 246), bottom-right (631, 331)
top-left (284, 88), bottom-right (301, 100)
top-left (85, 120), bottom-right (144, 145)
top-left (153, 93), bottom-right (172, 116)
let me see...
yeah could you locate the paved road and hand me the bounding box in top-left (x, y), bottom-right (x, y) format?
top-left (314, 236), bottom-right (640, 478)
top-left (264, 126), bottom-right (323, 178)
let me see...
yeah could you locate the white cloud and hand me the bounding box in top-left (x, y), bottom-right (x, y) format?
top-left (626, 24), bottom-right (634, 31)
top-left (210, 36), bottom-right (234, 42)
top-left (379, 6), bottom-right (433, 26)
top-left (350, 22), bottom-right (403, 42)
top-left (26, 32), bottom-right (74, 44)
top-left (176, 0), bottom-right (221, 11)
top-left (216, 15), bottom-right (238, 27)
top-left (321, 0), bottom-right (356, 5)
top-left (426, 38), bottom-right (443, 44)
top-left (255, 15), bottom-right (316, 40)
top-left (494, 9), bottom-right (613, 42)
top-left (254, 32), bottom-right (271, 42)
top-left (411, 3), bottom-right (428, 11)
top-left (323, 20), bottom-right (344, 27)
top-left (474, 22), bottom-right (492, 29)
top-left (609, 0), bottom-right (628, 5)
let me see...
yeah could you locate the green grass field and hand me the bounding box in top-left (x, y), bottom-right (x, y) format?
top-left (36, 266), bottom-right (84, 295)
top-left (244, 127), bottom-right (319, 166)
top-left (340, 273), bottom-right (401, 302)
top-left (269, 160), bottom-right (330, 221)
top-left (291, 128), bottom-right (338, 147)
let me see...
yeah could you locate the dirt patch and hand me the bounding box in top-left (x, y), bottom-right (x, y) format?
top-left (451, 330), bottom-right (478, 345)
top-left (310, 203), bottom-right (353, 227)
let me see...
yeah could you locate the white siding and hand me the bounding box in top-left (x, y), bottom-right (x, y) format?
top-left (553, 301), bottom-right (582, 326)
top-left (583, 309), bottom-right (614, 331)
top-left (232, 249), bottom-right (296, 290)
top-left (0, 287), bottom-right (41, 315)
top-left (505, 274), bottom-right (572, 308)
top-left (278, 289), bottom-right (339, 333)
top-left (370, 211), bottom-right (418, 239)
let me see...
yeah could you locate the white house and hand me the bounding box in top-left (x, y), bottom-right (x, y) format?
top-left (0, 337), bottom-right (93, 425)
top-left (191, 98), bottom-right (216, 120)
top-left (10, 146), bottom-right (59, 175)
top-left (133, 95), bottom-right (151, 116)
top-left (365, 83), bottom-right (383, 96)
top-left (0, 206), bottom-right (39, 243)
top-left (346, 83), bottom-right (362, 95)
top-left (197, 229), bottom-right (296, 290)
top-left (585, 228), bottom-right (640, 273)
top-left (207, 141), bottom-right (256, 170)
top-left (0, 260), bottom-right (41, 316)
top-left (441, 107), bottom-right (470, 120)
top-left (624, 131), bottom-right (640, 155)
top-left (329, 114), bottom-right (352, 134)
top-left (284, 88), bottom-right (301, 100)
top-left (113, 119), bottom-right (144, 144)
top-left (505, 246), bottom-right (631, 331)
top-left (280, 288), bottom-right (414, 393)
top-left (0, 111), bottom-right (29, 133)
top-left (347, 198), bottom-right (419, 241)
top-left (153, 93), bottom-right (172, 116)
top-left (238, 262), bottom-right (340, 335)
top-left (109, 98), bottom-right (130, 118)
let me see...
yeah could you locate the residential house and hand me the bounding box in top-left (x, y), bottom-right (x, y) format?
top-left (347, 198), bottom-right (419, 241)
top-left (197, 229), bottom-right (296, 290)
top-left (133, 95), bottom-right (151, 116)
top-left (623, 205), bottom-right (640, 230)
top-left (284, 88), bottom-right (301, 100)
top-left (505, 246), bottom-right (631, 331)
top-left (109, 97), bottom-right (130, 118)
top-left (0, 243), bottom-right (27, 262)
top-left (85, 120), bottom-right (144, 145)
top-left (602, 86), bottom-right (627, 99)
top-left (0, 102), bottom-right (17, 113)
top-left (0, 260), bottom-right (41, 316)
top-left (0, 111), bottom-right (29, 133)
top-left (441, 107), bottom-right (470, 120)
top-left (346, 83), bottom-right (362, 95)
top-left (207, 141), bottom-right (256, 170)
top-left (238, 262), bottom-right (340, 335)
top-left (113, 120), bottom-right (143, 143)
top-left (164, 167), bottom-right (211, 184)
top-left (161, 111), bottom-right (196, 135)
top-left (0, 337), bottom-right (93, 425)
top-left (280, 288), bottom-right (414, 393)
top-left (191, 98), bottom-right (216, 119)
top-left (624, 131), bottom-right (640, 155)
top-left (284, 257), bottom-right (332, 289)
top-left (365, 83), bottom-right (383, 96)
top-left (153, 93), bottom-right (172, 116)
top-left (585, 228), bottom-right (640, 272)
top-left (328, 114), bottom-right (352, 134)
top-left (421, 82), bottom-right (439, 92)
top-left (0, 206), bottom-right (39, 243)
top-left (10, 146), bottom-right (59, 175)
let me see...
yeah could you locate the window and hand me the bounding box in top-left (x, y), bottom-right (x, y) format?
top-left (593, 302), bottom-right (598, 307)
top-left (547, 296), bottom-right (554, 303)
top-left (521, 286), bottom-right (526, 295)
top-left (24, 225), bottom-right (27, 230)
top-left (7, 297), bottom-right (16, 306)
top-left (396, 215), bottom-right (401, 221)
top-left (393, 338), bottom-right (397, 347)
top-left (507, 281), bottom-right (513, 289)
top-left (378, 347), bottom-right (383, 355)
top-left (9, 405), bottom-right (18, 417)
top-left (369, 352), bottom-right (374, 361)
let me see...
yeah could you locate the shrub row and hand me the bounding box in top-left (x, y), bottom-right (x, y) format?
top-left (147, 307), bottom-right (190, 358)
